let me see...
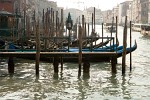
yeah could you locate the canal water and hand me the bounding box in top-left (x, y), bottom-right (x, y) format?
top-left (0, 26), bottom-right (150, 100)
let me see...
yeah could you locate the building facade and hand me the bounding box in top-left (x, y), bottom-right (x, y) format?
top-left (139, 0), bottom-right (149, 24)
top-left (102, 0), bottom-right (150, 25)
top-left (102, 10), bottom-right (113, 23)
top-left (83, 7), bottom-right (102, 25)
top-left (118, 1), bottom-right (131, 25)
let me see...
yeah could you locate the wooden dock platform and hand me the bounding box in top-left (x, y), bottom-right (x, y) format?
top-left (0, 52), bottom-right (117, 62)
top-left (0, 51), bottom-right (117, 75)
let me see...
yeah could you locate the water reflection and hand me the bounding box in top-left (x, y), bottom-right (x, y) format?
top-left (121, 75), bottom-right (131, 99)
top-left (83, 73), bottom-right (90, 80)
top-left (53, 73), bottom-right (59, 80)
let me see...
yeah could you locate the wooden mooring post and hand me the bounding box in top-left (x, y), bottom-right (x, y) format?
top-left (122, 16), bottom-right (127, 74)
top-left (94, 7), bottom-right (95, 32)
top-left (110, 17), bottom-right (114, 46)
top-left (78, 25), bottom-right (82, 77)
top-left (130, 21), bottom-right (132, 71)
top-left (115, 16), bottom-right (118, 64)
top-left (88, 23), bottom-right (89, 37)
top-left (102, 23), bottom-right (103, 47)
top-left (92, 13), bottom-right (93, 33)
top-left (35, 19), bottom-right (40, 76)
top-left (83, 15), bottom-right (90, 76)
top-left (111, 56), bottom-right (117, 73)
top-left (85, 22), bottom-right (86, 37)
top-left (60, 56), bottom-right (63, 72)
top-left (8, 57), bottom-right (14, 74)
top-left (53, 56), bottom-right (59, 73)
top-left (60, 9), bottom-right (64, 72)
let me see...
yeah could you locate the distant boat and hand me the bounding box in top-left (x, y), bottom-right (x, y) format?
top-left (132, 23), bottom-right (150, 33)
top-left (140, 24), bottom-right (150, 36)
top-left (105, 26), bottom-right (116, 33)
top-left (103, 23), bottom-right (116, 33)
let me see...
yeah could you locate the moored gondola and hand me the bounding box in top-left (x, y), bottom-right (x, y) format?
top-left (117, 40), bottom-right (137, 58)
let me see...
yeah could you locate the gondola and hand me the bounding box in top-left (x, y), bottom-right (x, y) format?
top-left (117, 40), bottom-right (137, 58)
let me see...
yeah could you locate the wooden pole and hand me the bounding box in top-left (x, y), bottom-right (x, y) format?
top-left (48, 8), bottom-right (51, 47)
top-left (94, 7), bottom-right (95, 32)
top-left (116, 16), bottom-right (118, 50)
top-left (110, 17), bottom-right (114, 46)
top-left (60, 56), bottom-right (63, 72)
top-left (88, 23), bottom-right (89, 37)
top-left (43, 9), bottom-right (46, 50)
top-left (43, 9), bottom-right (45, 34)
top-left (35, 19), bottom-right (40, 76)
top-left (82, 15), bottom-right (85, 37)
top-left (85, 22), bottom-right (86, 37)
top-left (92, 13), bottom-right (93, 35)
top-left (56, 11), bottom-right (58, 41)
top-left (130, 21), bottom-right (132, 71)
top-left (26, 15), bottom-right (30, 38)
top-left (78, 25), bottom-right (82, 77)
top-left (122, 16), bottom-right (127, 74)
top-left (111, 56), bottom-right (117, 74)
top-left (53, 57), bottom-right (59, 73)
top-left (52, 11), bottom-right (54, 37)
top-left (8, 57), bottom-right (14, 74)
top-left (115, 16), bottom-right (118, 64)
top-left (94, 7), bottom-right (96, 45)
top-left (46, 8), bottom-right (49, 37)
top-left (102, 23), bottom-right (104, 46)
top-left (24, 5), bottom-right (26, 38)
top-left (45, 8), bottom-right (48, 49)
top-left (60, 9), bottom-right (64, 72)
top-left (57, 17), bottom-right (60, 36)
top-left (56, 11), bottom-right (58, 36)
top-left (68, 30), bottom-right (70, 51)
top-left (50, 8), bottom-right (53, 37)
top-left (61, 9), bottom-right (64, 37)
top-left (91, 13), bottom-right (94, 51)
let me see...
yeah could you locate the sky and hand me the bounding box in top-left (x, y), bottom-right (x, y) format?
top-left (49, 0), bottom-right (129, 11)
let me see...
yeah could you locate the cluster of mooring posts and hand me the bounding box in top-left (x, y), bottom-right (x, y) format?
top-left (0, 7), bottom-right (133, 77)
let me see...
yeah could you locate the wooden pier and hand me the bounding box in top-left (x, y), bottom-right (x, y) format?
top-left (0, 51), bottom-right (117, 75)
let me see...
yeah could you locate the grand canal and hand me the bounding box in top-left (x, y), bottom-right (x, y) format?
top-left (0, 25), bottom-right (150, 100)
